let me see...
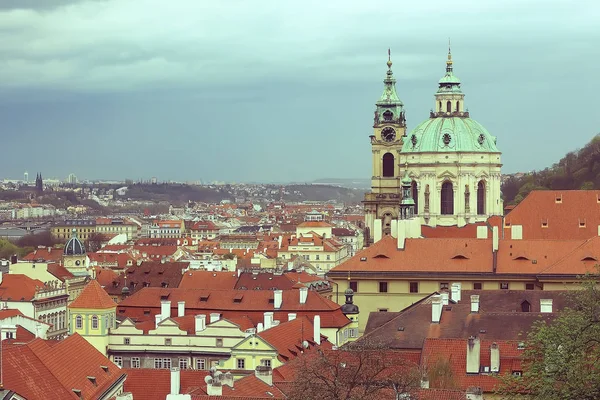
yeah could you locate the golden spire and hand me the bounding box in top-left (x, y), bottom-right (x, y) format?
top-left (447, 38), bottom-right (453, 66)
top-left (387, 48), bottom-right (392, 69)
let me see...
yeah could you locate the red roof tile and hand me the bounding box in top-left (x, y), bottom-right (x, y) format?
top-left (69, 280), bottom-right (117, 309)
top-left (0, 274), bottom-right (45, 301)
top-left (179, 270), bottom-right (239, 290)
top-left (123, 368), bottom-right (209, 400)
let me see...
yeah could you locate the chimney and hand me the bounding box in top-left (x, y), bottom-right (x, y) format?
top-left (170, 367), bottom-right (181, 395)
top-left (451, 283), bottom-right (462, 302)
top-left (205, 378), bottom-right (222, 396)
top-left (466, 387), bottom-right (484, 400)
top-left (299, 287), bottom-right (308, 304)
top-left (540, 299), bottom-right (553, 313)
top-left (490, 343), bottom-right (500, 373)
top-left (274, 290), bottom-right (283, 309)
top-left (373, 219), bottom-right (382, 243)
top-left (420, 377), bottom-right (429, 389)
top-left (264, 312), bottom-right (273, 330)
top-left (441, 292), bottom-right (449, 306)
top-left (470, 295), bottom-right (480, 313)
top-left (466, 336), bottom-right (481, 374)
top-left (492, 226), bottom-right (499, 252)
top-left (476, 226), bottom-right (488, 239)
top-left (288, 313), bottom-right (296, 321)
top-left (431, 295), bottom-right (442, 323)
top-left (257, 322), bottom-right (264, 333)
top-left (255, 365), bottom-right (273, 386)
top-left (237, 268), bottom-right (242, 277)
top-left (194, 315), bottom-right (206, 334)
top-left (313, 315), bottom-right (321, 345)
top-left (161, 300), bottom-right (171, 320)
top-left (155, 314), bottom-right (162, 329)
top-left (210, 313), bottom-right (220, 324)
top-left (177, 301), bottom-right (185, 317)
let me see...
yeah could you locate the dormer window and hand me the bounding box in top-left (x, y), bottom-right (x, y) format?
top-left (555, 195), bottom-right (562, 204)
top-left (579, 219), bottom-right (586, 228)
top-left (541, 220), bottom-right (548, 228)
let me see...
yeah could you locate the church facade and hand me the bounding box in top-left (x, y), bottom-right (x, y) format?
top-left (364, 49), bottom-right (503, 243)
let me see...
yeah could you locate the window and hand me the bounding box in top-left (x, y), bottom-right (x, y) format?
top-left (131, 357), bottom-right (140, 368)
top-left (196, 359), bottom-right (206, 370)
top-left (348, 328), bottom-right (358, 338)
top-left (261, 359), bottom-right (271, 367)
top-left (411, 181), bottom-right (419, 214)
top-left (473, 282), bottom-right (482, 290)
top-left (456, 100), bottom-right (460, 112)
top-left (315, 255), bottom-right (320, 261)
top-left (525, 283), bottom-right (535, 290)
top-left (216, 338), bottom-right (223, 347)
top-left (446, 101), bottom-right (451, 112)
top-left (237, 358), bottom-right (245, 369)
top-left (113, 357), bottom-right (123, 368)
top-left (440, 282), bottom-right (449, 291)
top-left (165, 338), bottom-right (172, 346)
top-left (382, 153), bottom-right (395, 177)
top-left (378, 308), bottom-right (388, 312)
top-left (326, 255), bottom-right (331, 261)
top-left (179, 359), bottom-right (188, 369)
top-left (75, 315), bottom-right (83, 329)
top-left (154, 358), bottom-right (163, 369)
top-left (163, 358), bottom-right (172, 369)
top-left (124, 337), bottom-right (131, 345)
top-left (441, 181), bottom-right (454, 215)
top-left (349, 281), bottom-right (358, 292)
top-left (477, 180), bottom-right (486, 215)
top-left (379, 281), bottom-right (388, 293)
top-left (512, 370), bottom-right (523, 377)
top-left (500, 282), bottom-right (509, 290)
top-left (409, 282), bottom-right (419, 293)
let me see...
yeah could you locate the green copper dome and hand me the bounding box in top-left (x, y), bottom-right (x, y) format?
top-left (404, 117), bottom-right (499, 153)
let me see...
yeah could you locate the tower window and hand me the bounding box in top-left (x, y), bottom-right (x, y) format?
top-left (438, 101), bottom-right (442, 111)
top-left (382, 153), bottom-right (395, 177)
top-left (75, 315), bottom-right (83, 329)
top-left (411, 181), bottom-right (419, 214)
top-left (446, 101), bottom-right (451, 113)
top-left (456, 101), bottom-right (460, 112)
top-left (441, 181), bottom-right (454, 215)
top-left (91, 315), bottom-right (99, 329)
top-left (477, 180), bottom-right (486, 215)
top-left (383, 110), bottom-right (393, 121)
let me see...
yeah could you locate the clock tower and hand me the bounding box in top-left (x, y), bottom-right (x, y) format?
top-left (363, 51), bottom-right (407, 244)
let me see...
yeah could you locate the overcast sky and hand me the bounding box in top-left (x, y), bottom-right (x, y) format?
top-left (0, 0), bottom-right (598, 183)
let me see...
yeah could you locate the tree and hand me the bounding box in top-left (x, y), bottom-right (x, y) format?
top-left (84, 232), bottom-right (105, 253)
top-left (287, 341), bottom-right (423, 400)
top-left (497, 269), bottom-right (600, 399)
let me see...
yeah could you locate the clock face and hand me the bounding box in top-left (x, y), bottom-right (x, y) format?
top-left (381, 127), bottom-right (396, 142)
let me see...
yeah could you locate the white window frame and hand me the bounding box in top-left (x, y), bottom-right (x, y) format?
top-left (113, 356), bottom-right (123, 367)
top-left (131, 357), bottom-right (140, 368)
top-left (91, 315), bottom-right (99, 329)
top-left (237, 358), bottom-right (245, 369)
top-left (196, 359), bottom-right (206, 370)
top-left (75, 315), bottom-right (83, 329)
top-left (179, 358), bottom-right (188, 370)
top-left (154, 358), bottom-right (163, 369)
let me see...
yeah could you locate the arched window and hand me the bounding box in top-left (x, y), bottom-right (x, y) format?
top-left (411, 181), bottom-right (419, 214)
top-left (477, 180), bottom-right (486, 215)
top-left (91, 315), bottom-right (99, 330)
top-left (382, 153), bottom-right (394, 177)
top-left (446, 101), bottom-right (451, 113)
top-left (441, 181), bottom-right (454, 215)
top-left (438, 101), bottom-right (442, 111)
top-left (456, 101), bottom-right (460, 112)
top-left (76, 315), bottom-right (83, 329)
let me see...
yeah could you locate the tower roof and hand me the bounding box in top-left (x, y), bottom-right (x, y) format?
top-left (64, 229), bottom-right (86, 256)
top-left (438, 43), bottom-right (462, 89)
top-left (69, 280), bottom-right (117, 309)
top-left (376, 49), bottom-right (404, 107)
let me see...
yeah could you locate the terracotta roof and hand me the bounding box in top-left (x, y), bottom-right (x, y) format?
top-left (47, 263), bottom-right (75, 281)
top-left (235, 272), bottom-right (296, 291)
top-left (69, 280), bottom-right (117, 309)
top-left (179, 270), bottom-right (239, 290)
top-left (259, 316), bottom-right (332, 362)
top-left (191, 221), bottom-right (219, 231)
top-left (21, 247), bottom-right (63, 263)
top-left (421, 222), bottom-right (488, 239)
top-left (94, 267), bottom-right (120, 288)
top-left (421, 338), bottom-right (523, 392)
top-left (332, 227), bottom-right (356, 237)
top-left (0, 274), bottom-right (45, 302)
top-left (117, 288), bottom-right (350, 329)
top-left (105, 261), bottom-right (190, 296)
top-left (504, 190), bottom-right (600, 240)
top-left (123, 368), bottom-right (210, 400)
top-left (297, 221), bottom-right (333, 228)
top-left (3, 333), bottom-right (125, 400)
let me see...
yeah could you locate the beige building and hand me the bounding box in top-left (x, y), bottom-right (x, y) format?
top-left (95, 218), bottom-right (138, 241)
top-left (51, 219), bottom-right (96, 241)
top-left (278, 231), bottom-right (348, 274)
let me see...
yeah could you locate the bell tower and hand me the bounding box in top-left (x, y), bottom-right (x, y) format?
top-left (363, 50), bottom-right (406, 244)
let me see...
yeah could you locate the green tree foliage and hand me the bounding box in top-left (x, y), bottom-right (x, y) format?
top-left (497, 270), bottom-right (600, 399)
top-left (502, 134), bottom-right (600, 205)
top-left (0, 239), bottom-right (32, 260)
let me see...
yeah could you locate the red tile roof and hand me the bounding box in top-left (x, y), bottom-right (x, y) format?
top-left (3, 333), bottom-right (125, 400)
top-left (505, 190), bottom-right (600, 240)
top-left (47, 263), bottom-right (74, 281)
top-left (69, 280), bottom-right (117, 309)
top-left (117, 288), bottom-right (350, 329)
top-left (105, 261), bottom-right (190, 296)
top-left (297, 221), bottom-right (333, 228)
top-left (21, 247), bottom-right (63, 263)
top-left (179, 270), bottom-right (239, 290)
top-left (123, 368), bottom-right (209, 400)
top-left (0, 274), bottom-right (45, 301)
top-left (94, 267), bottom-right (120, 288)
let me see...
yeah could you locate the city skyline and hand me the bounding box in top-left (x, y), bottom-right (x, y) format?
top-left (1, 0), bottom-right (598, 182)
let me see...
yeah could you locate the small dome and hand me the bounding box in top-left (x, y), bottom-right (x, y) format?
top-left (121, 286), bottom-right (130, 294)
top-left (344, 288), bottom-right (354, 296)
top-left (64, 229), bottom-right (86, 255)
top-left (404, 117), bottom-right (499, 153)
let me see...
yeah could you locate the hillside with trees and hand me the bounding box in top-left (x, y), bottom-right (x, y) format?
top-left (502, 134), bottom-right (600, 205)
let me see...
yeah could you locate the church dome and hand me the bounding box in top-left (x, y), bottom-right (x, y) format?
top-left (64, 229), bottom-right (86, 255)
top-left (404, 117), bottom-right (499, 153)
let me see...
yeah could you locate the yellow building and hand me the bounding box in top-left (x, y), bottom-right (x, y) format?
top-left (51, 219), bottom-right (96, 241)
top-left (327, 231), bottom-right (599, 334)
top-left (95, 217), bottom-right (138, 241)
top-left (68, 280), bottom-right (118, 355)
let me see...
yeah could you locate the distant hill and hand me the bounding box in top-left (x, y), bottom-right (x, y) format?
top-left (311, 178), bottom-right (371, 190)
top-left (502, 133), bottom-right (600, 205)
